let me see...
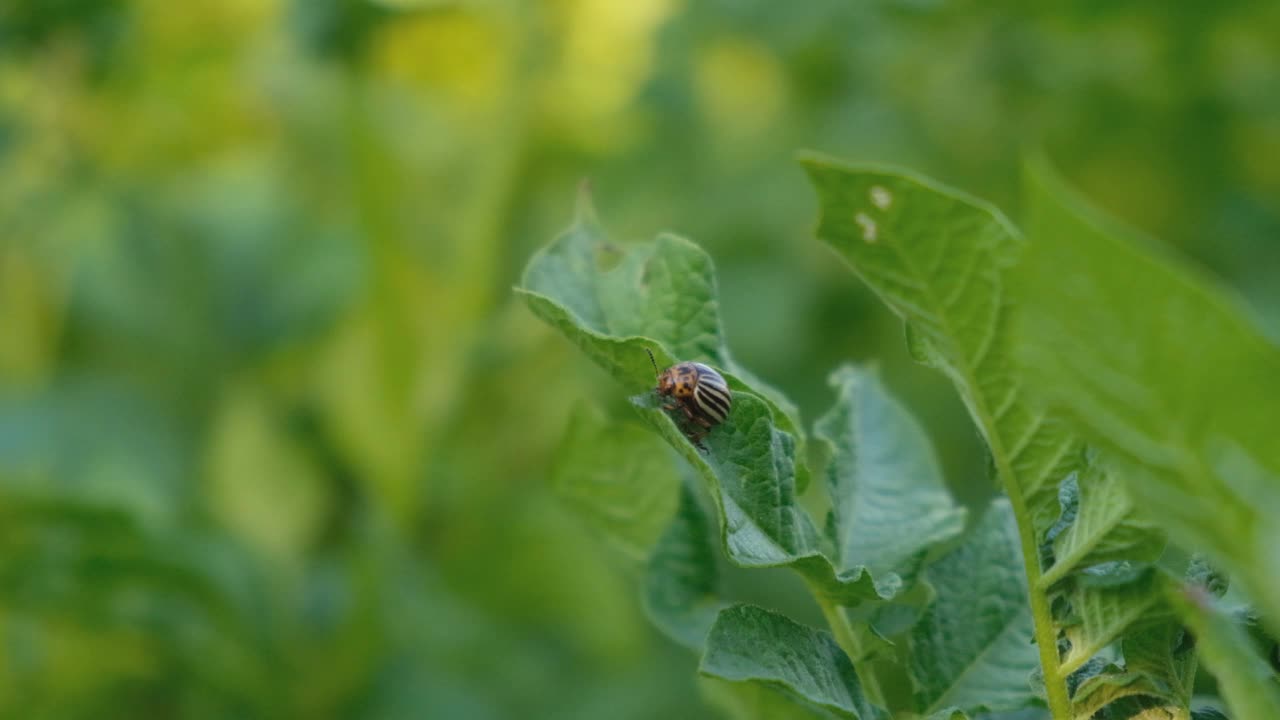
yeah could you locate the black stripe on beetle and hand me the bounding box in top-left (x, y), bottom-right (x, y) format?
top-left (705, 388), bottom-right (732, 414)
top-left (647, 349), bottom-right (733, 451)
top-left (694, 385), bottom-right (731, 422)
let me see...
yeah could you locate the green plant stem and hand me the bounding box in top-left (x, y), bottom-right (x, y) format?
top-left (926, 310), bottom-right (1070, 713)
top-left (816, 594), bottom-right (887, 710)
top-left (917, 307), bottom-right (1071, 715)
top-left (999, 474), bottom-right (1071, 719)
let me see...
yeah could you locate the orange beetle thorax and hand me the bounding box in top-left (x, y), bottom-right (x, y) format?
top-left (658, 363), bottom-right (700, 399)
top-left (657, 371), bottom-right (676, 396)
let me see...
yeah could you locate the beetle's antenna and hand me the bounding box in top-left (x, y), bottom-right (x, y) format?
top-left (645, 348), bottom-right (660, 378)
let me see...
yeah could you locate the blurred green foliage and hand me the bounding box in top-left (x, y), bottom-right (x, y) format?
top-left (0, 0), bottom-right (1276, 717)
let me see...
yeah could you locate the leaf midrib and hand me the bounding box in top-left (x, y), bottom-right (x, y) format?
top-left (829, 192), bottom-right (1072, 714)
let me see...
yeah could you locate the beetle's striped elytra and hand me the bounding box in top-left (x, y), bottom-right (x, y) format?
top-left (646, 349), bottom-right (733, 450)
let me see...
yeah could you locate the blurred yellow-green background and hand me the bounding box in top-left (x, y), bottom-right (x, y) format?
top-left (1, 1), bottom-right (1278, 717)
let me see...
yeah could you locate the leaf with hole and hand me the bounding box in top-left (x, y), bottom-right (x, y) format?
top-left (802, 156), bottom-right (1076, 538)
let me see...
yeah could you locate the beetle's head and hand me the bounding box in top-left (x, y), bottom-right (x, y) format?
top-left (647, 348), bottom-right (673, 396)
top-left (656, 368), bottom-right (677, 396)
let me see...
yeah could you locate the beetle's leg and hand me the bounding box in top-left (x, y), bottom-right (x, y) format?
top-left (679, 404), bottom-right (697, 422)
top-left (661, 402), bottom-right (709, 452)
top-left (689, 429), bottom-right (709, 453)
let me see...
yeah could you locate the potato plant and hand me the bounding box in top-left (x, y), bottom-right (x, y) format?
top-left (519, 156), bottom-right (1280, 720)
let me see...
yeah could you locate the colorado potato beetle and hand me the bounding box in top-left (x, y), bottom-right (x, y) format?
top-left (647, 348), bottom-right (733, 448)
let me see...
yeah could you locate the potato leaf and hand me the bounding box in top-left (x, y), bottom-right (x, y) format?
top-left (1058, 567), bottom-right (1167, 676)
top-left (801, 155), bottom-right (1075, 538)
top-left (551, 404), bottom-right (681, 563)
top-left (520, 198), bottom-right (899, 605)
top-left (643, 482), bottom-right (725, 651)
top-left (1015, 162), bottom-right (1280, 630)
top-left (519, 190), bottom-right (808, 480)
top-left (699, 676), bottom-right (845, 720)
top-left (815, 365), bottom-right (966, 591)
top-left (907, 501), bottom-right (1040, 715)
top-left (1169, 584), bottom-right (1280, 720)
top-left (700, 604), bottom-right (888, 720)
top-left (801, 155), bottom-right (1175, 715)
top-left (1040, 461), bottom-right (1165, 589)
top-left (1066, 610), bottom-right (1196, 720)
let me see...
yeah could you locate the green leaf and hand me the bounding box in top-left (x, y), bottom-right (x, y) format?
top-left (520, 199), bottom-right (889, 605)
top-left (1069, 622), bottom-right (1194, 720)
top-left (908, 501), bottom-right (1040, 715)
top-left (700, 676), bottom-right (847, 719)
top-left (1013, 161), bottom-right (1280, 627)
top-left (1071, 680), bottom-right (1188, 720)
top-left (1118, 620), bottom-right (1195, 704)
top-left (551, 404), bottom-right (681, 563)
top-left (643, 482), bottom-right (725, 651)
top-left (1040, 461), bottom-right (1165, 589)
top-left (801, 156), bottom-right (1078, 538)
top-left (1169, 584), bottom-right (1280, 720)
top-left (801, 156), bottom-right (1173, 713)
top-left (519, 192), bottom-right (810, 487)
top-left (1065, 558), bottom-right (1221, 720)
top-left (632, 390), bottom-right (885, 604)
top-left (1037, 438), bottom-right (1177, 718)
top-left (815, 365), bottom-right (967, 590)
top-left (1069, 670), bottom-right (1151, 720)
top-left (1059, 566), bottom-right (1167, 675)
top-left (700, 604), bottom-right (887, 720)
